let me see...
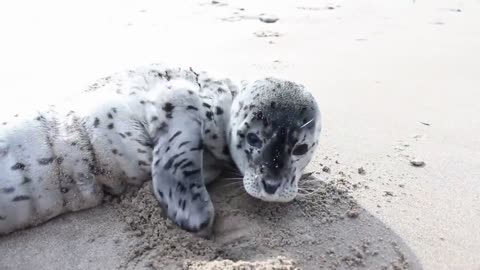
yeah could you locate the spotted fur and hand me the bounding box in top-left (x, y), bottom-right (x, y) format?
top-left (0, 64), bottom-right (321, 235)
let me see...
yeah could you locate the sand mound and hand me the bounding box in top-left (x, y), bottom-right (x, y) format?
top-left (183, 256), bottom-right (298, 270)
top-left (109, 156), bottom-right (414, 269)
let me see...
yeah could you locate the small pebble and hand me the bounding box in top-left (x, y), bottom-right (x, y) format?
top-left (358, 167), bottom-right (366, 175)
top-left (322, 166), bottom-right (331, 173)
top-left (410, 158), bottom-right (425, 167)
top-left (384, 191), bottom-right (394, 197)
top-left (259, 14), bottom-right (279, 23)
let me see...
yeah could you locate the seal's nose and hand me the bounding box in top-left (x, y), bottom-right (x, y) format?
top-left (261, 179), bottom-right (280, 194)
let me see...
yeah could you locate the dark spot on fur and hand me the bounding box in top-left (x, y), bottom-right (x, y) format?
top-left (211, 134), bottom-right (218, 140)
top-left (270, 102), bottom-right (276, 109)
top-left (205, 129), bottom-right (211, 134)
top-left (107, 113), bottom-right (113, 119)
top-left (155, 159), bottom-right (160, 166)
top-left (157, 122), bottom-right (168, 134)
top-left (192, 193), bottom-right (201, 201)
top-left (137, 149), bottom-right (147, 154)
top-left (176, 183), bottom-right (187, 193)
top-left (112, 149), bottom-right (118, 155)
top-left (108, 123), bottom-right (114, 129)
top-left (138, 160), bottom-right (149, 166)
top-left (181, 200), bottom-right (187, 211)
top-left (164, 151), bottom-right (186, 170)
top-left (134, 139), bottom-right (153, 148)
top-left (202, 103), bottom-right (211, 108)
top-left (112, 107), bottom-right (117, 113)
top-left (180, 161), bottom-right (193, 169)
top-left (38, 157), bottom-right (55, 165)
top-left (151, 116), bottom-right (158, 122)
top-left (35, 115), bottom-right (46, 121)
top-left (2, 187), bottom-right (15, 194)
top-left (183, 169), bottom-right (201, 177)
top-left (140, 100), bottom-right (146, 105)
top-left (169, 189), bottom-right (172, 199)
top-left (190, 140), bottom-right (203, 151)
top-left (22, 177), bottom-right (32, 184)
top-left (237, 131), bottom-right (245, 138)
top-left (244, 149), bottom-right (252, 161)
top-left (157, 189), bottom-right (164, 198)
top-left (206, 111), bottom-right (214, 120)
top-left (12, 195), bottom-right (30, 202)
top-left (125, 132), bottom-right (132, 136)
top-left (168, 131), bottom-right (182, 143)
top-left (93, 118), bottom-right (100, 128)
top-left (163, 102), bottom-right (174, 118)
top-left (165, 146), bottom-right (170, 153)
top-left (118, 133), bottom-right (126, 138)
top-left (178, 141), bottom-right (190, 148)
top-left (216, 107), bottom-right (224, 115)
top-left (173, 158), bottom-right (189, 173)
top-left (187, 105), bottom-right (198, 111)
top-left (222, 145), bottom-right (230, 155)
top-left (61, 187), bottom-right (69, 193)
top-left (300, 107), bottom-right (307, 115)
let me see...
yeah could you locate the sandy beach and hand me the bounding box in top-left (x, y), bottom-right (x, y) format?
top-left (1, 0), bottom-right (479, 269)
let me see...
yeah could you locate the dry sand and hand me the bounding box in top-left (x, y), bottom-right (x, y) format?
top-left (1, 0), bottom-right (480, 269)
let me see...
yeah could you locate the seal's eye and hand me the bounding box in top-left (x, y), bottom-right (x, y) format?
top-left (246, 133), bottom-right (262, 148)
top-left (292, 144), bottom-right (308, 155)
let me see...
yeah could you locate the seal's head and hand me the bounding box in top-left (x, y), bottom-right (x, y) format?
top-left (228, 78), bottom-right (321, 202)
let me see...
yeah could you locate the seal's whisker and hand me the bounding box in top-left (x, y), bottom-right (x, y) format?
top-left (220, 177), bottom-right (243, 181)
top-left (222, 168), bottom-right (243, 176)
top-left (300, 118), bottom-right (314, 129)
top-left (227, 189), bottom-right (248, 200)
top-left (217, 181), bottom-right (244, 189)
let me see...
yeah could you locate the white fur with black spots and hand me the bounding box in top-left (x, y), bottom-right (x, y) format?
top-left (0, 64), bottom-right (321, 236)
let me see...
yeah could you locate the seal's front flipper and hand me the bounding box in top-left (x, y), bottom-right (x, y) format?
top-left (150, 94), bottom-right (214, 235)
